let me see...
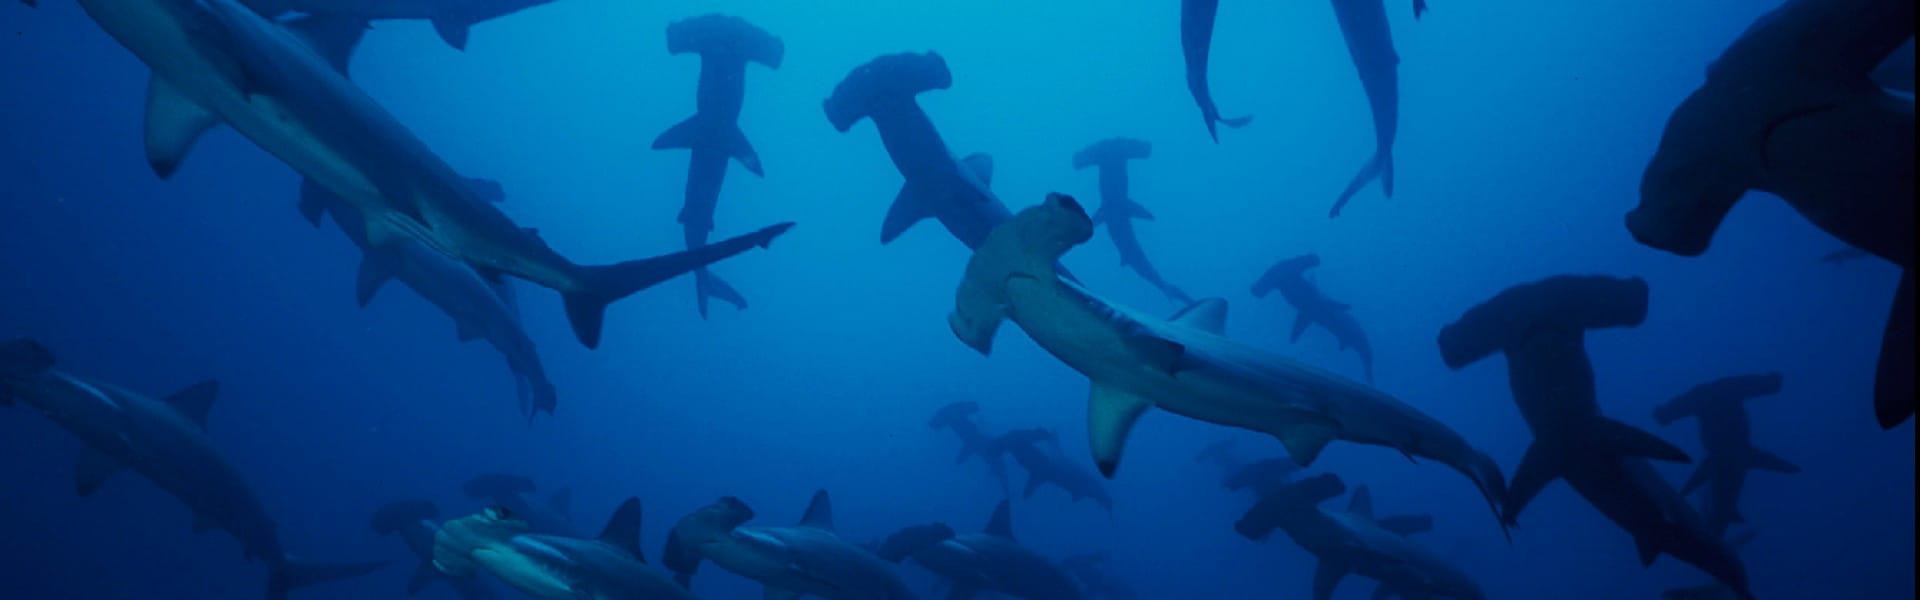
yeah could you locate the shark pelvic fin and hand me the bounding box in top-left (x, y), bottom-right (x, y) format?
top-left (1088, 382), bottom-right (1154, 477)
top-left (74, 448), bottom-right (124, 497)
top-left (144, 76), bottom-right (219, 179)
top-left (356, 250), bottom-right (400, 307)
top-left (1277, 417), bottom-right (1340, 466)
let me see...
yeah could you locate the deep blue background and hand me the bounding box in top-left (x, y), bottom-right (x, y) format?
top-left (1, 1), bottom-right (1912, 598)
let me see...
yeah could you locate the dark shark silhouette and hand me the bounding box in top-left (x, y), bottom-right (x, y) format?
top-left (886, 500), bottom-right (1082, 600)
top-left (1072, 137), bottom-right (1192, 305)
top-left (1326, 0), bottom-right (1423, 218)
top-left (1654, 373), bottom-right (1801, 537)
top-left (663, 490), bottom-right (917, 599)
top-left (988, 428), bottom-right (1114, 511)
top-left (654, 14), bottom-right (784, 318)
top-left (824, 52), bottom-right (1015, 250)
top-left (1179, 0), bottom-right (1254, 141)
top-left (0, 340), bottom-right (387, 599)
top-left (1251, 253), bottom-right (1374, 382)
top-left (1629, 0), bottom-right (1913, 428)
top-left (1438, 275), bottom-right (1752, 598)
top-left (930, 400), bottom-right (1012, 491)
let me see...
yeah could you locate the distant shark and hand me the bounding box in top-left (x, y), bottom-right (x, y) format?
top-left (1195, 438), bottom-right (1299, 498)
top-left (1654, 373), bottom-right (1801, 537)
top-left (988, 428), bottom-right (1115, 511)
top-left (1072, 137), bottom-right (1193, 305)
top-left (1236, 474), bottom-right (1485, 600)
top-left (885, 500), bottom-right (1082, 600)
top-left (663, 490), bottom-right (918, 599)
top-left (245, 0), bottom-right (557, 50)
top-left (370, 500), bottom-right (498, 599)
top-left (1251, 253), bottom-right (1374, 382)
top-left (1178, 0), bottom-right (1254, 142)
top-left (0, 339), bottom-right (387, 599)
top-left (929, 400), bottom-right (1012, 491)
top-left (946, 193), bottom-right (1507, 525)
top-left (652, 14), bottom-right (783, 318)
top-left (824, 52), bottom-right (1014, 250)
top-left (1438, 275), bottom-right (1752, 598)
top-left (1325, 0), bottom-right (1418, 218)
top-left (1629, 0), bottom-right (1912, 428)
top-left (68, 0), bottom-right (792, 349)
top-left (312, 179), bottom-right (558, 416)
top-left (433, 498), bottom-right (697, 599)
top-left (464, 473), bottom-right (578, 536)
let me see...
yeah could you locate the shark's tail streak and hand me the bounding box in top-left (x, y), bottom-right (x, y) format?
top-left (265, 556), bottom-right (387, 600)
top-left (1328, 151), bottom-right (1392, 218)
top-left (564, 222), bottom-right (793, 349)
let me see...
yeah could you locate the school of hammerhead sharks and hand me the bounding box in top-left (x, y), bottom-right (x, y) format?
top-left (2, 0), bottom-right (1913, 598)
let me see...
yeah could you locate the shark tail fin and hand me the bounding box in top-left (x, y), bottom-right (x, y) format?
top-left (694, 268), bottom-right (748, 319)
top-left (565, 222), bottom-right (792, 348)
top-left (655, 115), bottom-right (763, 176)
top-left (266, 557), bottom-right (387, 600)
top-left (370, 500), bottom-right (439, 536)
top-left (1328, 152), bottom-right (1388, 218)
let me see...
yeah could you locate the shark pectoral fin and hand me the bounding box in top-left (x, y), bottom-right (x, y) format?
top-left (73, 448), bottom-right (124, 497)
top-left (1088, 383), bottom-right (1154, 477)
top-left (1168, 298), bottom-right (1228, 335)
top-left (160, 380), bottom-right (219, 430)
top-left (1505, 442), bottom-right (1562, 524)
top-left (726, 124), bottom-right (763, 176)
top-left (881, 182), bottom-right (940, 244)
top-left (763, 587), bottom-right (802, 600)
top-left (1749, 449), bottom-right (1801, 474)
top-left (1276, 417), bottom-right (1340, 466)
top-left (1311, 559), bottom-right (1349, 600)
top-left (1377, 514), bottom-right (1434, 537)
top-left (284, 14), bottom-right (370, 75)
top-left (961, 152), bottom-right (994, 187)
top-left (432, 17), bottom-right (473, 51)
top-left (1588, 417), bottom-right (1691, 463)
top-left (356, 249), bottom-right (401, 307)
top-left (948, 272), bottom-right (1007, 355)
top-left (1289, 313), bottom-right (1312, 343)
top-left (296, 179), bottom-right (331, 227)
top-left (143, 76), bottom-right (219, 179)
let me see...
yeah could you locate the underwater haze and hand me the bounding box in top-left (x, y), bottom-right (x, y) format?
top-left (1, 0), bottom-right (1913, 599)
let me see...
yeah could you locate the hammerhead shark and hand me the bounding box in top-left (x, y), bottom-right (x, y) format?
top-left (1237, 474), bottom-right (1484, 600)
top-left (664, 490), bottom-right (918, 599)
top-left (653, 14), bottom-right (784, 318)
top-left (946, 192), bottom-right (1507, 528)
top-left (0, 340), bottom-right (387, 599)
top-left (824, 52), bottom-right (1014, 250)
top-left (433, 499), bottom-right (697, 599)
top-left (885, 501), bottom-right (1082, 600)
top-left (1654, 373), bottom-right (1801, 537)
top-left (1072, 137), bottom-right (1193, 304)
top-left (65, 0), bottom-right (793, 349)
top-left (988, 428), bottom-right (1115, 511)
top-left (1438, 275), bottom-right (1752, 598)
top-left (929, 400), bottom-right (1012, 491)
top-left (1251, 253), bottom-right (1374, 382)
top-left (1628, 0), bottom-right (1913, 428)
top-left (1326, 0), bottom-right (1427, 217)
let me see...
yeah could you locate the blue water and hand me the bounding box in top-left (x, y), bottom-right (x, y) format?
top-left (0, 1), bottom-right (1911, 598)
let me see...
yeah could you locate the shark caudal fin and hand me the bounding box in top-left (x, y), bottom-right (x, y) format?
top-left (693, 268), bottom-right (748, 319)
top-left (1438, 275), bottom-right (1650, 370)
top-left (370, 500), bottom-right (440, 536)
top-left (265, 557), bottom-right (387, 600)
top-left (1328, 152), bottom-right (1387, 218)
top-left (565, 222), bottom-right (792, 348)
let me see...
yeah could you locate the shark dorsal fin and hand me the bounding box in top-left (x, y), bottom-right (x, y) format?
top-left (1168, 298), bottom-right (1229, 335)
top-left (983, 500), bottom-right (1015, 540)
top-left (599, 497), bottom-right (646, 561)
top-left (798, 489), bottom-right (834, 531)
top-left (162, 380), bottom-right (219, 430)
top-left (1347, 485), bottom-right (1374, 519)
top-left (962, 153), bottom-right (995, 187)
